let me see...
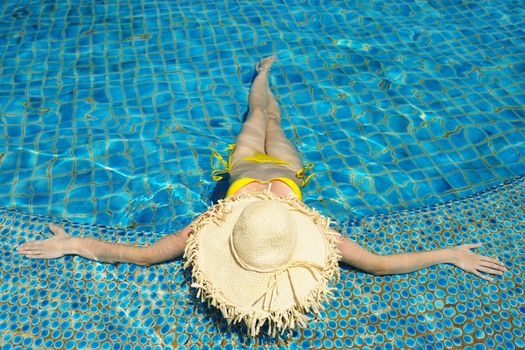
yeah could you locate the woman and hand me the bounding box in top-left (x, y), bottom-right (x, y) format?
top-left (17, 56), bottom-right (506, 337)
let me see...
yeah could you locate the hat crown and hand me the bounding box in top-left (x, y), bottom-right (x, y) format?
top-left (232, 201), bottom-right (297, 271)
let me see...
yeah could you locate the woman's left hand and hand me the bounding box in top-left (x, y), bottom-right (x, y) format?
top-left (451, 243), bottom-right (507, 281)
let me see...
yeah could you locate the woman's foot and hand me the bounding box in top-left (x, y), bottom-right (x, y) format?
top-left (256, 55), bottom-right (276, 74)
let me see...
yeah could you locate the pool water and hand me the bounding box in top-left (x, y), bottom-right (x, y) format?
top-left (1, 0), bottom-right (524, 349)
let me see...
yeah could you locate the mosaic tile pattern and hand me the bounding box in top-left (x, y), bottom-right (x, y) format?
top-left (2, 176), bottom-right (524, 349)
top-left (0, 0), bottom-right (524, 232)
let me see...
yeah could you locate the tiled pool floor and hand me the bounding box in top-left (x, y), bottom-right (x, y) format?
top-left (1, 176), bottom-right (524, 349)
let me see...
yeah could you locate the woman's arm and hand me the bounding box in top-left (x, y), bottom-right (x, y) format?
top-left (337, 236), bottom-right (384, 275)
top-left (17, 223), bottom-right (192, 266)
top-left (338, 237), bottom-right (507, 281)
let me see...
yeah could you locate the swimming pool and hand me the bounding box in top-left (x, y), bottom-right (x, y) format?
top-left (1, 0), bottom-right (524, 349)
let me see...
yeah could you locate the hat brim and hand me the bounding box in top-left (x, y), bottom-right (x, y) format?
top-left (184, 191), bottom-right (341, 336)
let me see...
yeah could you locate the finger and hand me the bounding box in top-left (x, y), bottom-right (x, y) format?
top-left (467, 243), bottom-right (483, 249)
top-left (496, 260), bottom-right (507, 268)
top-left (478, 266), bottom-right (505, 275)
top-left (481, 259), bottom-right (508, 272)
top-left (479, 274), bottom-right (494, 282)
top-left (50, 224), bottom-right (69, 236)
top-left (21, 251), bottom-right (42, 256)
top-left (18, 241), bottom-right (33, 248)
top-left (480, 256), bottom-right (507, 265)
top-left (49, 223), bottom-right (67, 236)
top-left (19, 247), bottom-right (42, 254)
top-left (479, 261), bottom-right (507, 272)
top-left (23, 254), bottom-right (44, 259)
top-left (481, 256), bottom-right (504, 266)
top-left (18, 241), bottom-right (39, 250)
top-left (471, 270), bottom-right (494, 282)
top-left (481, 255), bottom-right (504, 263)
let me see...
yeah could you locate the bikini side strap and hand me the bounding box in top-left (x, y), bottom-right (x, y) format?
top-left (211, 144), bottom-right (237, 181)
top-left (295, 162), bottom-right (314, 187)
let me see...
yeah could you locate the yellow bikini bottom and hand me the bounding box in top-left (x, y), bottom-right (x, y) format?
top-left (226, 177), bottom-right (303, 199)
top-left (211, 144), bottom-right (314, 199)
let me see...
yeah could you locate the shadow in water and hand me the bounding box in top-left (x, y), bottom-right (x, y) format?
top-left (209, 173), bottom-right (230, 204)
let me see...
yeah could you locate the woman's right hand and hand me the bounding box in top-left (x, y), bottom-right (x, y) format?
top-left (17, 224), bottom-right (72, 260)
top-left (450, 243), bottom-right (507, 281)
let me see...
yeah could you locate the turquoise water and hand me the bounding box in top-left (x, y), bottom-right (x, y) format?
top-left (1, 0), bottom-right (524, 349)
top-left (1, 0), bottom-right (524, 231)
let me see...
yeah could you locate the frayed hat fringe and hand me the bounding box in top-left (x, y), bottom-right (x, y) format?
top-left (183, 191), bottom-right (341, 337)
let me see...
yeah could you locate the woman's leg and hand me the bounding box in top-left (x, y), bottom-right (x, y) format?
top-left (230, 55), bottom-right (276, 165)
top-left (264, 83), bottom-right (303, 171)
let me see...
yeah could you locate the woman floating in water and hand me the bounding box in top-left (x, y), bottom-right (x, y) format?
top-left (18, 56), bottom-right (506, 336)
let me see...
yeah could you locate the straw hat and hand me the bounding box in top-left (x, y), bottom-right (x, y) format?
top-left (184, 191), bottom-right (341, 337)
